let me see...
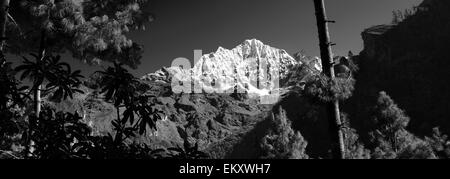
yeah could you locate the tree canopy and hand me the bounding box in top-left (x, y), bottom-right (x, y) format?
top-left (6, 0), bottom-right (152, 68)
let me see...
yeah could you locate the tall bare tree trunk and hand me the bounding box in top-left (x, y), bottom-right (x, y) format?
top-left (35, 30), bottom-right (46, 117)
top-left (0, 0), bottom-right (10, 53)
top-left (26, 30), bottom-right (46, 158)
top-left (313, 0), bottom-right (346, 159)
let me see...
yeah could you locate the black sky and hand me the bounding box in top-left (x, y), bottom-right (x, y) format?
top-left (68, 0), bottom-right (423, 77)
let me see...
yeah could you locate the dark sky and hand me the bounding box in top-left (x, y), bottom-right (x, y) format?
top-left (68, 0), bottom-right (423, 77)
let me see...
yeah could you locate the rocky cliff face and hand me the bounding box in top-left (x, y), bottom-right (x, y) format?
top-left (347, 0), bottom-right (450, 139)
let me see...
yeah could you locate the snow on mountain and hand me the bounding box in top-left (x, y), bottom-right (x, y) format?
top-left (142, 39), bottom-right (321, 99)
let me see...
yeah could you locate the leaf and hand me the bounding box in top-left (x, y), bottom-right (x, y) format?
top-left (139, 122), bottom-right (146, 135)
top-left (167, 147), bottom-right (184, 154)
top-left (18, 86), bottom-right (29, 91)
top-left (19, 69), bottom-right (32, 81)
top-left (53, 88), bottom-right (63, 101)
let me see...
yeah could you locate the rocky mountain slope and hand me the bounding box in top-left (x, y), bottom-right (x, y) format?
top-left (48, 39), bottom-right (331, 158)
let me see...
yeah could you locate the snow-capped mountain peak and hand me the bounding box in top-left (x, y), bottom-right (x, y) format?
top-left (142, 39), bottom-right (313, 102)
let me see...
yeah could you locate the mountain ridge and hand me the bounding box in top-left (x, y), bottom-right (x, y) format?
top-left (142, 39), bottom-right (309, 99)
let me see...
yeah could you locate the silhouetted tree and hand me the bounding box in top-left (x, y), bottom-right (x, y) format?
top-left (98, 62), bottom-right (138, 144)
top-left (29, 106), bottom-right (92, 159)
top-left (16, 53), bottom-right (84, 157)
top-left (0, 53), bottom-right (28, 158)
top-left (98, 63), bottom-right (162, 145)
top-left (17, 54), bottom-right (84, 101)
top-left (0, 53), bottom-right (27, 112)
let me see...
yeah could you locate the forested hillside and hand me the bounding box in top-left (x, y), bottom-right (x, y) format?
top-left (347, 0), bottom-right (450, 140)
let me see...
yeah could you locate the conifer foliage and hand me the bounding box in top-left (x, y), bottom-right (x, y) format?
top-left (7, 0), bottom-right (152, 68)
top-left (260, 107), bottom-right (309, 159)
top-left (369, 91), bottom-right (436, 159)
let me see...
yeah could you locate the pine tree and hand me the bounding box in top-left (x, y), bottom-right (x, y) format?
top-left (369, 91), bottom-right (436, 159)
top-left (6, 0), bottom-right (152, 68)
top-left (341, 113), bottom-right (371, 159)
top-left (260, 107), bottom-right (309, 159)
top-left (426, 127), bottom-right (450, 159)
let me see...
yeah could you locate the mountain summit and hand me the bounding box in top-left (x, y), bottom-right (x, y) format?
top-left (143, 39), bottom-right (302, 98)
